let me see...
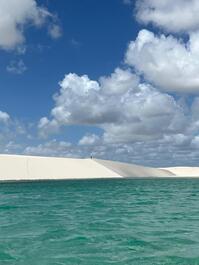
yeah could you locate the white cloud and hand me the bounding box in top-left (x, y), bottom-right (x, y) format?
top-left (136, 0), bottom-right (199, 33)
top-left (6, 59), bottom-right (27, 74)
top-left (102, 84), bottom-right (187, 143)
top-left (4, 141), bottom-right (23, 153)
top-left (38, 69), bottom-right (138, 134)
top-left (0, 111), bottom-right (10, 124)
top-left (100, 68), bottom-right (139, 95)
top-left (23, 140), bottom-right (94, 158)
top-left (24, 139), bottom-right (71, 157)
top-left (125, 29), bottom-right (199, 93)
top-left (79, 134), bottom-right (100, 146)
top-left (34, 64), bottom-right (199, 166)
top-left (0, 111), bottom-right (29, 155)
top-left (38, 117), bottom-right (59, 138)
top-left (21, 135), bottom-right (199, 167)
top-left (48, 24), bottom-right (62, 39)
top-left (0, 0), bottom-right (61, 50)
top-left (38, 69), bottom-right (188, 143)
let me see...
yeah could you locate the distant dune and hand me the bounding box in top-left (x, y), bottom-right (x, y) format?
top-left (160, 167), bottom-right (199, 177)
top-left (0, 154), bottom-right (198, 181)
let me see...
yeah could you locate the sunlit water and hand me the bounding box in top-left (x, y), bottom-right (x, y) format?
top-left (1, 178), bottom-right (199, 265)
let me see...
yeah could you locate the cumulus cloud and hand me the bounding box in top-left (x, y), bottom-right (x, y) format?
top-left (37, 69), bottom-right (138, 136)
top-left (125, 29), bottom-right (199, 93)
top-left (136, 0), bottom-right (199, 33)
top-left (100, 68), bottom-right (139, 95)
top-left (102, 82), bottom-right (187, 142)
top-left (35, 63), bottom-right (199, 166)
top-left (6, 59), bottom-right (27, 74)
top-left (38, 69), bottom-right (188, 143)
top-left (0, 0), bottom-right (61, 50)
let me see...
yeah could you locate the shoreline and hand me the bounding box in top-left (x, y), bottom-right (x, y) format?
top-left (2, 177), bottom-right (199, 185)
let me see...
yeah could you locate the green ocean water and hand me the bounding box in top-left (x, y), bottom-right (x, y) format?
top-left (0, 179), bottom-right (199, 265)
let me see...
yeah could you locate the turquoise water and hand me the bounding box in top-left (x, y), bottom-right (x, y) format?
top-left (1, 179), bottom-right (199, 265)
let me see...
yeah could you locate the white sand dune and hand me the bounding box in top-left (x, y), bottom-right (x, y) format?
top-left (0, 154), bottom-right (121, 181)
top-left (160, 167), bottom-right (199, 177)
top-left (0, 154), bottom-right (198, 181)
top-left (0, 154), bottom-right (175, 181)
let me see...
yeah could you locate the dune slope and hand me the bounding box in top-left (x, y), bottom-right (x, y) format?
top-left (95, 159), bottom-right (173, 178)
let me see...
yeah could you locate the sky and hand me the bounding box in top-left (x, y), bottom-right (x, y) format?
top-left (1, 0), bottom-right (199, 166)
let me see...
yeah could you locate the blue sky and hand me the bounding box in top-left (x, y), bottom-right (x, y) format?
top-left (1, 0), bottom-right (199, 166)
top-left (0, 0), bottom-right (137, 119)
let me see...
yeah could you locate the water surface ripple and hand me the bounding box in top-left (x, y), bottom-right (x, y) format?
top-left (0, 178), bottom-right (199, 264)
